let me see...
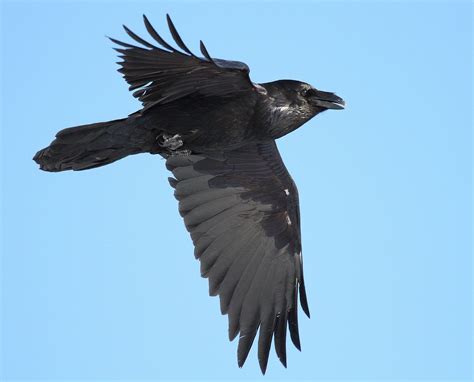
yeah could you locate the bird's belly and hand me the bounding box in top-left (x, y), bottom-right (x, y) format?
top-left (143, 96), bottom-right (259, 152)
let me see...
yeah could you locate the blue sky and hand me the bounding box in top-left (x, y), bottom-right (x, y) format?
top-left (1, 1), bottom-right (472, 381)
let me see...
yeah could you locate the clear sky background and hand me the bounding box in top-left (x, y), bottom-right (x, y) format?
top-left (1, 1), bottom-right (471, 381)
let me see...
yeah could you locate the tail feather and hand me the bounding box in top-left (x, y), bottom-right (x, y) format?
top-left (33, 118), bottom-right (155, 172)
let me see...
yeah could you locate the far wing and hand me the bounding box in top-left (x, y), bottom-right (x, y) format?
top-left (111, 15), bottom-right (255, 112)
top-left (166, 141), bottom-right (310, 373)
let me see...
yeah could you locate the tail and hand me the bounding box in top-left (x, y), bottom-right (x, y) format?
top-left (33, 117), bottom-right (157, 172)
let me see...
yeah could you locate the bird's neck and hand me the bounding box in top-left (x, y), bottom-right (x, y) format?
top-left (259, 97), bottom-right (314, 139)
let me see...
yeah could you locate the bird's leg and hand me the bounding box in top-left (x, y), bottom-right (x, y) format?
top-left (157, 133), bottom-right (183, 150)
top-left (170, 149), bottom-right (192, 156)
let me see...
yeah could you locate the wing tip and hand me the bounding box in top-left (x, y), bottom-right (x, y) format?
top-left (237, 329), bottom-right (258, 371)
top-left (142, 13), bottom-right (179, 53)
top-left (303, 307), bottom-right (311, 319)
top-left (228, 326), bottom-right (239, 342)
top-left (166, 13), bottom-right (196, 57)
top-left (199, 40), bottom-right (216, 65)
top-left (300, 283), bottom-right (311, 318)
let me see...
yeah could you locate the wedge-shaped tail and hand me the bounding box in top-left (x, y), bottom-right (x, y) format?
top-left (33, 117), bottom-right (155, 172)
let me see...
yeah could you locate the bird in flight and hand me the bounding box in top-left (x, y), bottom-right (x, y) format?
top-left (33, 14), bottom-right (344, 374)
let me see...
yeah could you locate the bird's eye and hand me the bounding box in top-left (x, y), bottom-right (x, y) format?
top-left (301, 88), bottom-right (314, 98)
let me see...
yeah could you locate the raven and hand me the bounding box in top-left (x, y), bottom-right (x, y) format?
top-left (33, 15), bottom-right (344, 373)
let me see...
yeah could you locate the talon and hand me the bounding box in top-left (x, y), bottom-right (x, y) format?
top-left (157, 133), bottom-right (184, 150)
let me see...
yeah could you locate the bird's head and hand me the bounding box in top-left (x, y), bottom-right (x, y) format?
top-left (259, 80), bottom-right (345, 138)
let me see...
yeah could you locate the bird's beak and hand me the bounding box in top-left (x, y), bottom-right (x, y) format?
top-left (310, 90), bottom-right (345, 110)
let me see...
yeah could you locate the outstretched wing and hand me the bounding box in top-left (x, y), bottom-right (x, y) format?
top-left (166, 141), bottom-right (310, 373)
top-left (110, 14), bottom-right (255, 111)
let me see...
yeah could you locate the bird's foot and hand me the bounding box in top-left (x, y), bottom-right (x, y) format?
top-left (157, 133), bottom-right (183, 150)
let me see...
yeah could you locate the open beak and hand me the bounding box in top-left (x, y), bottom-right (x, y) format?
top-left (310, 90), bottom-right (345, 110)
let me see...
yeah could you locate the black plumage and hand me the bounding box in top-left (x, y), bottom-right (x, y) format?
top-left (33, 15), bottom-right (344, 373)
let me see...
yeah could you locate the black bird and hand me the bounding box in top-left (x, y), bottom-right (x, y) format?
top-left (33, 15), bottom-right (344, 373)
